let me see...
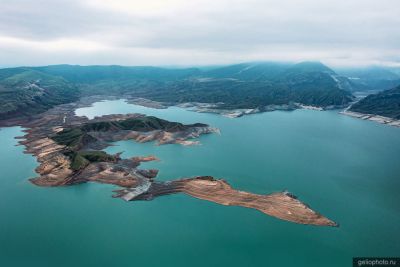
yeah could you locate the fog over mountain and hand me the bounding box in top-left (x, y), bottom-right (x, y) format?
top-left (0, 0), bottom-right (399, 67)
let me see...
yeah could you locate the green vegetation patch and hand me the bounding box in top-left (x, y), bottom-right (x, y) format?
top-left (78, 151), bottom-right (116, 162)
top-left (52, 128), bottom-right (85, 148)
top-left (69, 152), bottom-right (90, 171)
top-left (64, 150), bottom-right (116, 171)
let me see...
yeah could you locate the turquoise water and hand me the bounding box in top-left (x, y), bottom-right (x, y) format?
top-left (1, 99), bottom-right (400, 267)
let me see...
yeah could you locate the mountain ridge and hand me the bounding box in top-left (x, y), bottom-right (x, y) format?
top-left (0, 61), bottom-right (356, 121)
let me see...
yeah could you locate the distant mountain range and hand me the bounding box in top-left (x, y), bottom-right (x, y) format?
top-left (334, 66), bottom-right (400, 92)
top-left (1, 62), bottom-right (400, 121)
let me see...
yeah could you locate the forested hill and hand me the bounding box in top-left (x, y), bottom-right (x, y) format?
top-left (0, 62), bottom-right (354, 121)
top-left (74, 61), bottom-right (353, 109)
top-left (349, 85), bottom-right (400, 119)
top-left (0, 68), bottom-right (79, 120)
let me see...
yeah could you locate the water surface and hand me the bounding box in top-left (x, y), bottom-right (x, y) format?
top-left (1, 99), bottom-right (399, 267)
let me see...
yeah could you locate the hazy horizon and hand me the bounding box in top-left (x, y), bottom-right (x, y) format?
top-left (1, 61), bottom-right (399, 71)
top-left (1, 0), bottom-right (399, 67)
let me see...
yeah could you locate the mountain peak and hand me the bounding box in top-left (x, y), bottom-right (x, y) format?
top-left (290, 61), bottom-right (334, 73)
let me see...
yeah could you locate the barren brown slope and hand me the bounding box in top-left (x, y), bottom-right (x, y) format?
top-left (117, 176), bottom-right (338, 227)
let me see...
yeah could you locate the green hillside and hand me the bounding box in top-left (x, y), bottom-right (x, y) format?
top-left (134, 62), bottom-right (353, 109)
top-left (53, 116), bottom-right (208, 150)
top-left (350, 85), bottom-right (400, 119)
top-left (0, 69), bottom-right (79, 120)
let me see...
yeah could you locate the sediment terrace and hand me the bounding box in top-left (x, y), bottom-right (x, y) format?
top-left (8, 96), bottom-right (337, 227)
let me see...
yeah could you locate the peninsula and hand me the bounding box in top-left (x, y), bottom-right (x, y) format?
top-left (10, 96), bottom-right (338, 227)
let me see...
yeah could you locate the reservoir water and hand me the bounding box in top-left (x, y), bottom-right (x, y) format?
top-left (1, 99), bottom-right (400, 267)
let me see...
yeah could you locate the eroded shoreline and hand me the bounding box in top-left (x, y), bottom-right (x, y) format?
top-left (340, 110), bottom-right (400, 128)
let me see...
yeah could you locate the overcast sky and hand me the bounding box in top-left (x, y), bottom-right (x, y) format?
top-left (0, 0), bottom-right (399, 67)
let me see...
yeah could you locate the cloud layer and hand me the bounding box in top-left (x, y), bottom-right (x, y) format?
top-left (1, 0), bottom-right (399, 67)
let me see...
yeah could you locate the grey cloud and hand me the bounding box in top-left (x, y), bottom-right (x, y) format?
top-left (0, 0), bottom-right (399, 66)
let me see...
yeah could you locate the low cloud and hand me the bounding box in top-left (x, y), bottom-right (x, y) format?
top-left (0, 0), bottom-right (399, 67)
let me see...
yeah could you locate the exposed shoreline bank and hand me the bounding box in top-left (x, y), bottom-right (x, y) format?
top-left (340, 110), bottom-right (400, 128)
top-left (127, 97), bottom-right (400, 129)
top-left (121, 96), bottom-right (347, 119)
top-left (3, 94), bottom-right (398, 130)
